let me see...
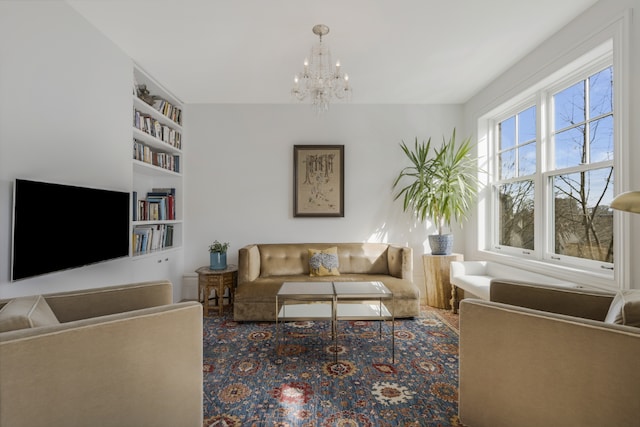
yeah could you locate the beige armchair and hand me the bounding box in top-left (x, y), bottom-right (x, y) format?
top-left (0, 281), bottom-right (203, 427)
top-left (459, 280), bottom-right (640, 427)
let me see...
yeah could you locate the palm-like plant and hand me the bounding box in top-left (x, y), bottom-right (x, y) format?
top-left (393, 129), bottom-right (478, 236)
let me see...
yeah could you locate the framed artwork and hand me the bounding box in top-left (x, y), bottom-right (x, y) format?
top-left (293, 145), bottom-right (344, 217)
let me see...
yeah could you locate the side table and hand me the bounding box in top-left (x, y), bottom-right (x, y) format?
top-left (195, 265), bottom-right (238, 316)
top-left (422, 253), bottom-right (463, 310)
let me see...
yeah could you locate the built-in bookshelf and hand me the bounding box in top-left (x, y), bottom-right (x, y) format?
top-left (132, 65), bottom-right (183, 258)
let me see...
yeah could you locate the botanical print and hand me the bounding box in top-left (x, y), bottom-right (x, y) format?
top-left (294, 145), bottom-right (343, 216)
top-left (300, 151), bottom-right (339, 211)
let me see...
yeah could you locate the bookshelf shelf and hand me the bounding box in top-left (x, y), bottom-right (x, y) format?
top-left (133, 219), bottom-right (183, 226)
top-left (133, 160), bottom-right (182, 177)
top-left (133, 128), bottom-right (182, 155)
top-left (131, 245), bottom-right (180, 260)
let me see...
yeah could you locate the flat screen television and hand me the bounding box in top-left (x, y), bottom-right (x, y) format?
top-left (11, 179), bottom-right (130, 281)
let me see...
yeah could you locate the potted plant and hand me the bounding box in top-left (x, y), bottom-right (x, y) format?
top-left (392, 128), bottom-right (478, 255)
top-left (209, 240), bottom-right (230, 270)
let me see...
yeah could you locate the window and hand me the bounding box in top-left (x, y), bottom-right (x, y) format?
top-left (496, 106), bottom-right (536, 251)
top-left (490, 62), bottom-right (614, 271)
top-left (549, 66), bottom-right (614, 264)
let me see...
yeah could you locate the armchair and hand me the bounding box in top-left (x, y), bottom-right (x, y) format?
top-left (0, 281), bottom-right (203, 427)
top-left (459, 280), bottom-right (640, 427)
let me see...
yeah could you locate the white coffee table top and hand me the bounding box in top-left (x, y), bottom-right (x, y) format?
top-left (333, 281), bottom-right (392, 298)
top-left (277, 281), bottom-right (334, 297)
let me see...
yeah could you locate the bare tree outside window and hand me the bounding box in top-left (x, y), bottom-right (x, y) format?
top-left (499, 180), bottom-right (535, 250)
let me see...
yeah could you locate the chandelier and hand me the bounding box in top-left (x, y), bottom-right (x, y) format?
top-left (291, 24), bottom-right (352, 113)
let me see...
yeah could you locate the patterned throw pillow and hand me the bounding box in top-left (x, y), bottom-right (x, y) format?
top-left (309, 247), bottom-right (340, 276)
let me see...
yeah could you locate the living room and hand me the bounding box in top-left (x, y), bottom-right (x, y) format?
top-left (1, 0), bottom-right (639, 425)
top-left (2, 0), bottom-right (638, 301)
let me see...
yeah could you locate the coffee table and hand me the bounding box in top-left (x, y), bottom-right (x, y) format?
top-left (275, 281), bottom-right (395, 362)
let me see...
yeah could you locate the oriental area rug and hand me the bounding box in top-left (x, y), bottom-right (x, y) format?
top-left (203, 306), bottom-right (462, 427)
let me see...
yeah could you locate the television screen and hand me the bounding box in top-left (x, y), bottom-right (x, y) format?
top-left (11, 179), bottom-right (130, 281)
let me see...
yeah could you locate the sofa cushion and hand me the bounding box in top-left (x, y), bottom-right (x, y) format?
top-left (309, 247), bottom-right (340, 276)
top-left (604, 290), bottom-right (640, 327)
top-left (0, 295), bottom-right (60, 332)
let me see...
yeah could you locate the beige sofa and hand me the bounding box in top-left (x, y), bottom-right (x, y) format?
top-left (459, 280), bottom-right (640, 427)
top-left (235, 243), bottom-right (419, 321)
top-left (0, 281), bottom-right (203, 427)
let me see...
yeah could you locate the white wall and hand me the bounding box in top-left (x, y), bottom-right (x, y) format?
top-left (0, 2), bottom-right (134, 298)
top-left (184, 104), bottom-right (464, 292)
top-left (462, 0), bottom-right (640, 288)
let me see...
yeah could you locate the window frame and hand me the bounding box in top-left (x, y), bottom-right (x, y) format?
top-left (476, 34), bottom-right (629, 289)
top-left (490, 59), bottom-right (614, 270)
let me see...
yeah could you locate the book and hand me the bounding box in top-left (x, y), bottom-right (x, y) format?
top-left (132, 191), bottom-right (137, 221)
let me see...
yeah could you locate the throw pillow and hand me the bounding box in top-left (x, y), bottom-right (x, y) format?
top-left (309, 247), bottom-right (340, 277)
top-left (604, 290), bottom-right (640, 328)
top-left (0, 295), bottom-right (60, 333)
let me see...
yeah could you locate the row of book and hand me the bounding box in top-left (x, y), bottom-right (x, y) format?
top-left (132, 188), bottom-right (176, 222)
top-left (133, 224), bottom-right (174, 254)
top-left (133, 109), bottom-right (182, 149)
top-left (133, 140), bottom-right (180, 173)
top-left (153, 99), bottom-right (183, 126)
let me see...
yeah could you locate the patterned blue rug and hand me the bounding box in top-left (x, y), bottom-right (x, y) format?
top-left (203, 308), bottom-right (462, 426)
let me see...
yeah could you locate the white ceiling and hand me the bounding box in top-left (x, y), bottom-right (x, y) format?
top-left (66, 0), bottom-right (599, 104)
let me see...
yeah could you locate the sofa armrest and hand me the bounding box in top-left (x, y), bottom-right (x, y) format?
top-left (490, 279), bottom-right (615, 321)
top-left (450, 261), bottom-right (488, 278)
top-left (0, 302), bottom-right (203, 427)
top-left (387, 245), bottom-right (413, 280)
top-left (459, 299), bottom-right (640, 427)
top-left (238, 244), bottom-right (260, 284)
top-left (43, 280), bottom-right (174, 323)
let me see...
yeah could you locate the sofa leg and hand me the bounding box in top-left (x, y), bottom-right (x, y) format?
top-left (450, 285), bottom-right (460, 314)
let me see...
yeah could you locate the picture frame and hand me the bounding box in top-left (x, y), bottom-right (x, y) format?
top-left (293, 145), bottom-right (344, 217)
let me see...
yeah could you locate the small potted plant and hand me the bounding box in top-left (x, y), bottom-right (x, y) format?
top-left (209, 240), bottom-right (230, 270)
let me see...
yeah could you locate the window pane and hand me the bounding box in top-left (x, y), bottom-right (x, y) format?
top-left (498, 181), bottom-right (535, 250)
top-left (552, 167), bottom-right (614, 262)
top-left (554, 81), bottom-right (585, 130)
top-left (554, 126), bottom-right (585, 169)
top-left (590, 115), bottom-right (614, 162)
top-left (499, 116), bottom-right (515, 150)
top-left (589, 67), bottom-right (613, 118)
top-left (500, 149), bottom-right (516, 180)
top-left (518, 142), bottom-right (536, 176)
top-left (518, 106), bottom-right (536, 142)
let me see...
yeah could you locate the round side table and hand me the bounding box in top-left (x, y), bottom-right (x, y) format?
top-left (195, 264), bottom-right (238, 317)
